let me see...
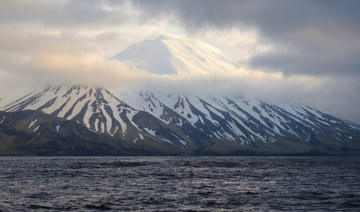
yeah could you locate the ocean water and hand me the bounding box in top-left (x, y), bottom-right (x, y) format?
top-left (0, 157), bottom-right (359, 211)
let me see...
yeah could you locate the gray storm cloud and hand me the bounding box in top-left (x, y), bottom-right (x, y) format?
top-left (128, 0), bottom-right (360, 77)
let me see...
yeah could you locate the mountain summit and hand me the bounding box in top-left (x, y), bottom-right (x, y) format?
top-left (113, 34), bottom-right (236, 75)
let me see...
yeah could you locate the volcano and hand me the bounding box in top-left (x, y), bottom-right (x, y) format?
top-left (1, 35), bottom-right (360, 155)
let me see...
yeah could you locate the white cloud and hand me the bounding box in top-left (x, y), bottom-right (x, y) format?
top-left (192, 28), bottom-right (273, 66)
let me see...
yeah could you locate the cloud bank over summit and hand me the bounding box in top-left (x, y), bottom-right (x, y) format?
top-left (0, 0), bottom-right (359, 123)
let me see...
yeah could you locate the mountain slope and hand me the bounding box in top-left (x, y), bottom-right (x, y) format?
top-left (2, 86), bottom-right (198, 150)
top-left (115, 88), bottom-right (360, 155)
top-left (0, 110), bottom-right (122, 155)
top-left (2, 85), bottom-right (360, 155)
top-left (0, 110), bottom-right (195, 156)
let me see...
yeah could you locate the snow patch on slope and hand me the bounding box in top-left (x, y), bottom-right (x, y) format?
top-left (28, 119), bottom-right (38, 129)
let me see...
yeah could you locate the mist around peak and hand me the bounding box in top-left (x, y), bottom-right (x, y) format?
top-left (0, 33), bottom-right (358, 123)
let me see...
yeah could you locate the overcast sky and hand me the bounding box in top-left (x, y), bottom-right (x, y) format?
top-left (0, 0), bottom-right (359, 123)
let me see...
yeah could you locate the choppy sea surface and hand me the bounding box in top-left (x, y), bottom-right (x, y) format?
top-left (0, 156), bottom-right (359, 211)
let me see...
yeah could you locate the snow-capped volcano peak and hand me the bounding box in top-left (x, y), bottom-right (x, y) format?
top-left (113, 34), bottom-right (236, 75)
top-left (2, 35), bottom-right (359, 156)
